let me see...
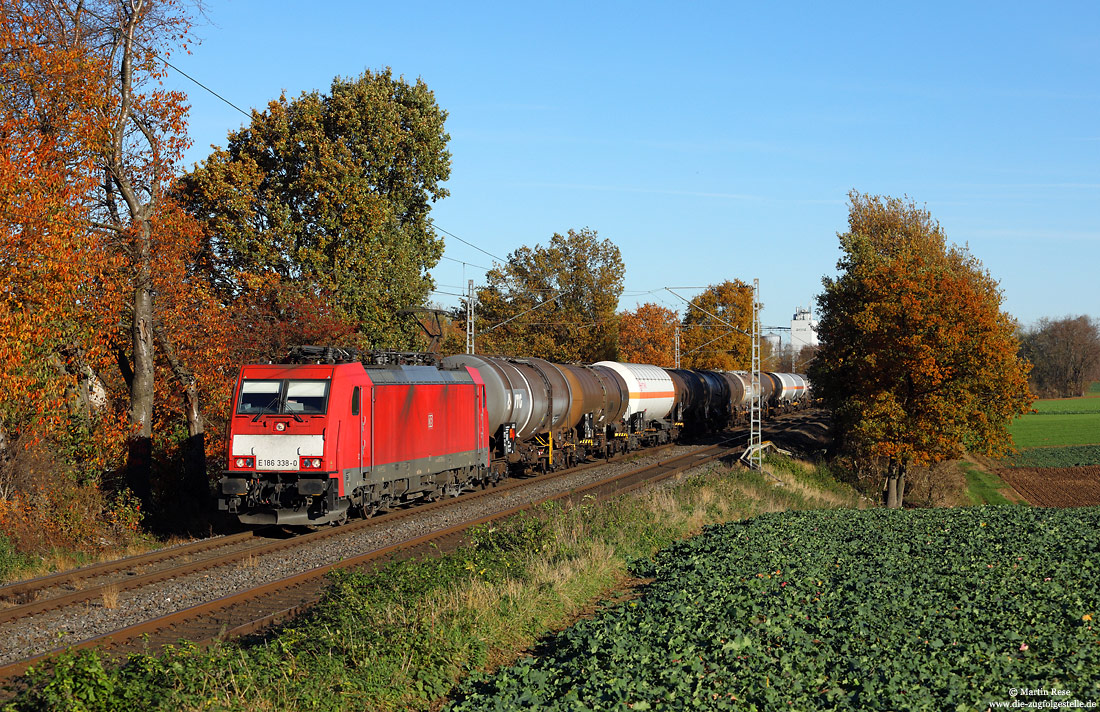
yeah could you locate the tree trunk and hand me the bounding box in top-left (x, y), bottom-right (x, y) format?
top-left (896, 463), bottom-right (907, 509)
top-left (884, 460), bottom-right (903, 509)
top-left (127, 230), bottom-right (156, 506)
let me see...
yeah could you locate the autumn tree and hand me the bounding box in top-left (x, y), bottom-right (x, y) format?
top-left (474, 228), bottom-right (624, 362)
top-left (678, 280), bottom-right (753, 370)
top-left (618, 303), bottom-right (678, 366)
top-left (0, 0), bottom-right (233, 535)
top-left (178, 69), bottom-right (451, 350)
top-left (809, 192), bottom-right (1032, 508)
top-left (1019, 316), bottom-right (1100, 398)
top-left (1, 0), bottom-right (203, 483)
top-left (1, 0), bottom-right (112, 461)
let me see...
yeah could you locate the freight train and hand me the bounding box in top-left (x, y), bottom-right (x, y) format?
top-left (217, 347), bottom-right (809, 526)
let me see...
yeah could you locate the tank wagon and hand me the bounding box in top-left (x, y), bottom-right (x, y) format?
top-left (218, 348), bottom-right (810, 526)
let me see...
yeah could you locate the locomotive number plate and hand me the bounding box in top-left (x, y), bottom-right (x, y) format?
top-left (257, 458), bottom-right (296, 470)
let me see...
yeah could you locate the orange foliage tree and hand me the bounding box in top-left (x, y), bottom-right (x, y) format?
top-left (0, 0), bottom-right (118, 448)
top-left (678, 280), bottom-right (753, 370)
top-left (809, 192), bottom-right (1033, 508)
top-left (618, 303), bottom-right (678, 367)
top-left (1, 0), bottom-right (228, 532)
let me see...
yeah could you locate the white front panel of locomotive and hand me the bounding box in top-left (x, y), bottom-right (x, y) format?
top-left (233, 434), bottom-right (324, 470)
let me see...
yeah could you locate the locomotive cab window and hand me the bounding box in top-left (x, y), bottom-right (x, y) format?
top-left (237, 380), bottom-right (282, 414)
top-left (285, 380), bottom-right (329, 414)
top-left (236, 379), bottom-right (330, 415)
top-left (351, 386), bottom-right (360, 415)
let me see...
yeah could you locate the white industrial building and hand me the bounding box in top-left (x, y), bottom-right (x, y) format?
top-left (791, 306), bottom-right (818, 350)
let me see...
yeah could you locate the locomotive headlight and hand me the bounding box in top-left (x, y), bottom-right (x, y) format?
top-left (312, 458), bottom-right (322, 468)
top-left (235, 458), bottom-right (245, 468)
top-left (275, 422), bottom-right (287, 432)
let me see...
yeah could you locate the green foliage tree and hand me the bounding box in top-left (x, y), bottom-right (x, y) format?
top-left (178, 68), bottom-right (451, 349)
top-left (474, 228), bottom-right (624, 362)
top-left (809, 192), bottom-right (1033, 507)
top-left (679, 280), bottom-right (753, 370)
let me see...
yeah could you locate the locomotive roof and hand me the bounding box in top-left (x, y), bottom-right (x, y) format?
top-left (364, 364), bottom-right (475, 385)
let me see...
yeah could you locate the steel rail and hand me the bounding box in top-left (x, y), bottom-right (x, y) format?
top-left (0, 531), bottom-right (259, 608)
top-left (0, 444), bottom-right (676, 627)
top-left (0, 442), bottom-right (734, 688)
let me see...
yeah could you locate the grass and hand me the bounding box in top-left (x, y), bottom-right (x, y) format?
top-left (1007, 412), bottom-right (1100, 449)
top-left (1004, 381), bottom-right (1100, 451)
top-left (958, 462), bottom-right (1019, 506)
top-left (1030, 395), bottom-right (1100, 414)
top-left (0, 538), bottom-right (175, 586)
top-left (8, 457), bottom-right (861, 712)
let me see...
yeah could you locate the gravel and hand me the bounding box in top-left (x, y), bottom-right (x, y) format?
top-left (1, 443), bottom-right (715, 667)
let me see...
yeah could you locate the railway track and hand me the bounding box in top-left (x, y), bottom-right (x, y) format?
top-left (0, 439), bottom-right (739, 690)
top-left (0, 443), bottom-right (678, 628)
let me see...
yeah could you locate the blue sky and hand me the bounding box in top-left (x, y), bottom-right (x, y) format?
top-left (167, 1), bottom-right (1099, 338)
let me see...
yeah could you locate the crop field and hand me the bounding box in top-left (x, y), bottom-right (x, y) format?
top-left (1009, 387), bottom-right (1100, 450)
top-left (997, 466), bottom-right (1100, 507)
top-left (995, 386), bottom-right (1100, 507)
top-left (1004, 445), bottom-right (1100, 468)
top-left (1007, 412), bottom-right (1100, 449)
top-left (446, 506), bottom-right (1100, 711)
top-left (1031, 396), bottom-right (1100, 414)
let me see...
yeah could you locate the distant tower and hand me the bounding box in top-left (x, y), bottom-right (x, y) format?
top-left (762, 333), bottom-right (782, 354)
top-left (791, 306), bottom-right (818, 350)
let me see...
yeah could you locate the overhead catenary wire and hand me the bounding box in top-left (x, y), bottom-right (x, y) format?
top-left (73, 4), bottom-right (253, 119)
top-left (665, 287), bottom-right (753, 339)
top-left (439, 255), bottom-right (493, 271)
top-left (481, 292), bottom-right (563, 333)
top-left (433, 225), bottom-right (507, 263)
top-left (72, 9), bottom-right (515, 297)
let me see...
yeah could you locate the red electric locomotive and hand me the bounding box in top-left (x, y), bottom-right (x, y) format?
top-left (218, 350), bottom-right (489, 526)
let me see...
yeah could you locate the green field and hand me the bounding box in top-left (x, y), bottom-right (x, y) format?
top-left (1030, 395), bottom-right (1100, 414)
top-left (1004, 445), bottom-right (1100, 468)
top-left (446, 507), bottom-right (1100, 711)
top-left (1008, 412), bottom-right (1100, 449)
top-left (1008, 385), bottom-right (1100, 450)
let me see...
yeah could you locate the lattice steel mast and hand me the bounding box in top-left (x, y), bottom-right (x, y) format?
top-left (466, 279), bottom-right (476, 355)
top-left (748, 278), bottom-right (763, 470)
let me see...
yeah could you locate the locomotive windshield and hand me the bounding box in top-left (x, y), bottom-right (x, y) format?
top-left (237, 379), bottom-right (329, 415)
